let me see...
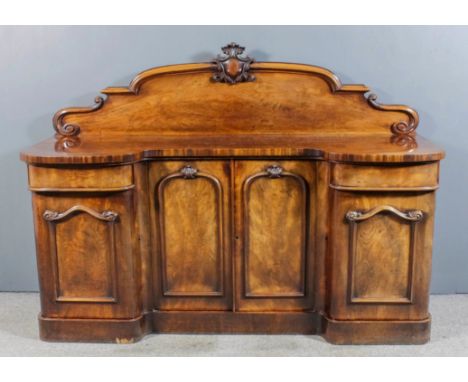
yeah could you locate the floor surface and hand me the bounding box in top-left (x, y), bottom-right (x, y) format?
top-left (0, 293), bottom-right (467, 356)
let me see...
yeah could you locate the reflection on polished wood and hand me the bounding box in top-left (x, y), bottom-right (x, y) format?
top-left (21, 43), bottom-right (444, 344)
top-left (21, 134), bottom-right (443, 165)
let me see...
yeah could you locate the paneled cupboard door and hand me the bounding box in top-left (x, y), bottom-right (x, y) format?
top-left (234, 161), bottom-right (316, 311)
top-left (329, 191), bottom-right (435, 321)
top-left (149, 161), bottom-right (232, 311)
top-left (32, 191), bottom-right (140, 319)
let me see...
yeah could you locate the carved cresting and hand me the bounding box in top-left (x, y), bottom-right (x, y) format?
top-left (212, 42), bottom-right (255, 84)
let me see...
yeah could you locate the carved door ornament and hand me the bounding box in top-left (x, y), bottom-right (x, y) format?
top-left (265, 164), bottom-right (284, 178)
top-left (180, 164), bottom-right (198, 179)
top-left (212, 42), bottom-right (255, 84)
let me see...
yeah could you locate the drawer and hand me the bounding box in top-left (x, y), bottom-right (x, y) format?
top-left (28, 165), bottom-right (134, 191)
top-left (330, 162), bottom-right (439, 190)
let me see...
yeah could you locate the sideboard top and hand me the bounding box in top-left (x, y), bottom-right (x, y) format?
top-left (21, 43), bottom-right (444, 164)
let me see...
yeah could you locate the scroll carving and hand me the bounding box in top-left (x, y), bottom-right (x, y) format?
top-left (367, 93), bottom-right (419, 135)
top-left (212, 42), bottom-right (255, 84)
top-left (52, 96), bottom-right (104, 137)
top-left (346, 205), bottom-right (424, 223)
top-left (43, 205), bottom-right (119, 222)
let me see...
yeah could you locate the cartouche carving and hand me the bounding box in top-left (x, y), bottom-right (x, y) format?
top-left (367, 93), bottom-right (419, 135)
top-left (346, 205), bottom-right (424, 222)
top-left (52, 96), bottom-right (104, 137)
top-left (180, 165), bottom-right (198, 179)
top-left (212, 42), bottom-right (255, 84)
top-left (266, 164), bottom-right (284, 178)
top-left (43, 205), bottom-right (118, 222)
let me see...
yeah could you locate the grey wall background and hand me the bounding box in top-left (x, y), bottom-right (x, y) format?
top-left (0, 26), bottom-right (466, 293)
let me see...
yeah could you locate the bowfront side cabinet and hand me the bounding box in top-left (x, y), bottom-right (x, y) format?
top-left (21, 43), bottom-right (444, 344)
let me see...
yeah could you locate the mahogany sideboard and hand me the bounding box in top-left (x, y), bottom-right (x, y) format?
top-left (21, 43), bottom-right (444, 344)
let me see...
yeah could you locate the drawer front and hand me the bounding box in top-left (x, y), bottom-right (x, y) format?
top-left (331, 162), bottom-right (439, 190)
top-left (28, 165), bottom-right (133, 191)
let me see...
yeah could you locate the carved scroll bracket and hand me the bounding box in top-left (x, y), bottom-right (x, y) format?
top-left (52, 96), bottom-right (104, 137)
top-left (367, 93), bottom-right (419, 135)
top-left (212, 42), bottom-right (255, 84)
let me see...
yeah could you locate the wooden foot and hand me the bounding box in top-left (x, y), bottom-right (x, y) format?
top-left (37, 312), bottom-right (431, 344)
top-left (38, 313), bottom-right (152, 343)
top-left (322, 315), bottom-right (431, 345)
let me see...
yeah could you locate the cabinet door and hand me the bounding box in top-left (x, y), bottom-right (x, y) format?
top-left (329, 191), bottom-right (435, 321)
top-left (149, 161), bottom-right (232, 311)
top-left (234, 161), bottom-right (315, 311)
top-left (32, 191), bottom-right (140, 319)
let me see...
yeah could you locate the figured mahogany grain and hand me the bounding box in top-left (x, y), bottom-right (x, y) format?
top-left (32, 191), bottom-right (140, 319)
top-left (28, 164), bottom-right (133, 190)
top-left (331, 162), bottom-right (439, 190)
top-left (55, 212), bottom-right (116, 302)
top-left (329, 190), bottom-right (434, 321)
top-left (22, 50), bottom-right (444, 344)
top-left (234, 160), bottom-right (316, 312)
top-left (149, 160), bottom-right (232, 311)
top-left (352, 214), bottom-right (412, 302)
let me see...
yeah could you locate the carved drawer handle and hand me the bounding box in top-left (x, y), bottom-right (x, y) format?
top-left (43, 205), bottom-right (119, 222)
top-left (346, 205), bottom-right (424, 222)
